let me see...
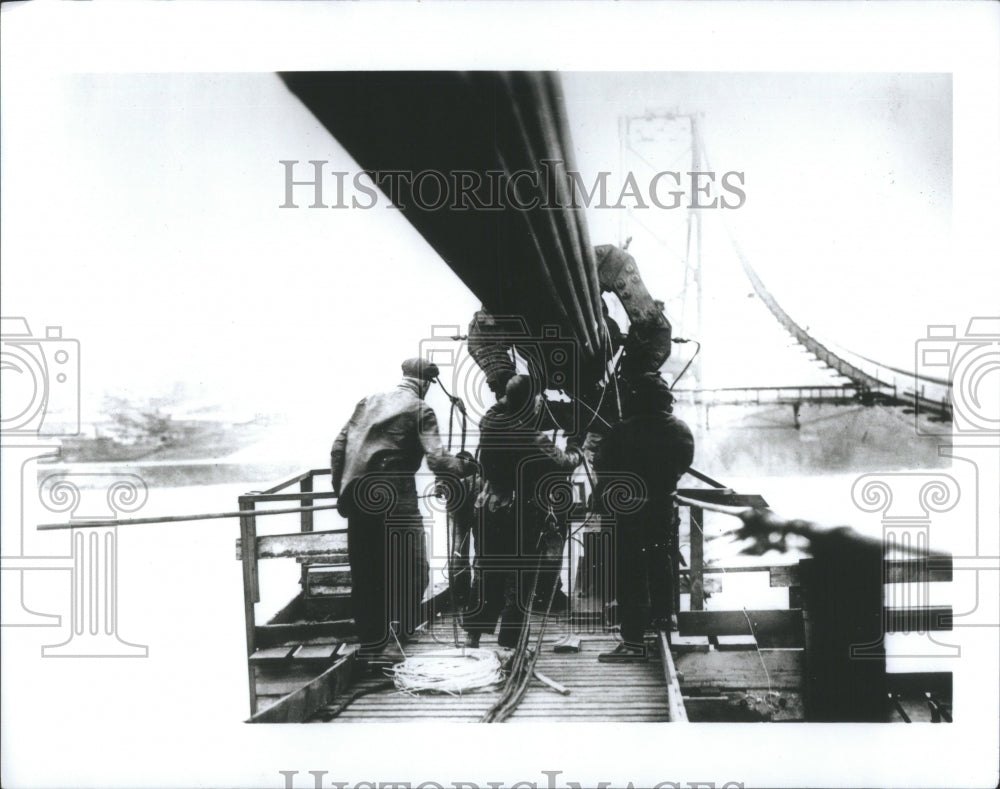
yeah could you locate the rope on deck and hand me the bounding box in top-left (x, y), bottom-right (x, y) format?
top-left (391, 648), bottom-right (504, 695)
top-left (480, 542), bottom-right (564, 723)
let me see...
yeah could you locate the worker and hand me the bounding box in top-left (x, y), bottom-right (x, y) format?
top-left (595, 371), bottom-right (694, 662)
top-left (462, 374), bottom-right (584, 649)
top-left (331, 357), bottom-right (477, 656)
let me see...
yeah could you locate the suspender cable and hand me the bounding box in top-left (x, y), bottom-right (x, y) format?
top-left (436, 376), bottom-right (471, 646)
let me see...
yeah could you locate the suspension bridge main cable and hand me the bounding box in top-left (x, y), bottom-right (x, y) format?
top-left (693, 124), bottom-right (944, 405)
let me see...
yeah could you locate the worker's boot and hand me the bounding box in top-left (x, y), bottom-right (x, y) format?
top-left (598, 642), bottom-right (648, 663)
top-left (463, 631), bottom-right (481, 649)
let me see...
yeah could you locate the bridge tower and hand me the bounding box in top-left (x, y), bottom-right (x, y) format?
top-left (618, 110), bottom-right (704, 392)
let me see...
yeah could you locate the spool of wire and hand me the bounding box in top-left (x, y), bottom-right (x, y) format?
top-left (390, 648), bottom-right (504, 695)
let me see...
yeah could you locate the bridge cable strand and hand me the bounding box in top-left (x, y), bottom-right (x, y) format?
top-left (668, 339), bottom-right (701, 390)
top-left (696, 124), bottom-right (950, 419)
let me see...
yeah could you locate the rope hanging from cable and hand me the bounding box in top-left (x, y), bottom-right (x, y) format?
top-left (480, 526), bottom-right (566, 723)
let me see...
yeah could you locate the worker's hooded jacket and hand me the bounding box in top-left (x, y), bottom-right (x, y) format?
top-left (331, 379), bottom-right (475, 518)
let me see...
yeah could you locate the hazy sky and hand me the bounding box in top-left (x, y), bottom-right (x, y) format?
top-left (563, 72), bottom-right (954, 388)
top-left (0, 69), bottom-right (982, 444)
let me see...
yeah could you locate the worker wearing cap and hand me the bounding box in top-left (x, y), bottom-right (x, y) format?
top-left (595, 372), bottom-right (694, 662)
top-left (331, 357), bottom-right (477, 654)
top-left (462, 374), bottom-right (584, 649)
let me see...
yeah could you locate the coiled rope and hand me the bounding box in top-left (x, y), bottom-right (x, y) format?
top-left (391, 648), bottom-right (504, 695)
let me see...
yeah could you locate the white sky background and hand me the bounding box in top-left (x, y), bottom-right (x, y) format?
top-left (2, 72), bottom-right (479, 442)
top-left (0, 67), bottom-right (973, 440)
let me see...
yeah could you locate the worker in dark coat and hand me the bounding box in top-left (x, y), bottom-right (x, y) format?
top-left (462, 374), bottom-right (584, 649)
top-left (595, 372), bottom-right (694, 662)
top-left (331, 357), bottom-right (476, 654)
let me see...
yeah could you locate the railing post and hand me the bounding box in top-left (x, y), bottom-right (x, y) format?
top-left (300, 475), bottom-right (315, 533)
top-left (801, 545), bottom-right (887, 721)
top-left (238, 495), bottom-right (259, 715)
top-left (689, 505), bottom-right (705, 611)
top-left (672, 503), bottom-right (681, 616)
top-left (299, 475), bottom-right (314, 589)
